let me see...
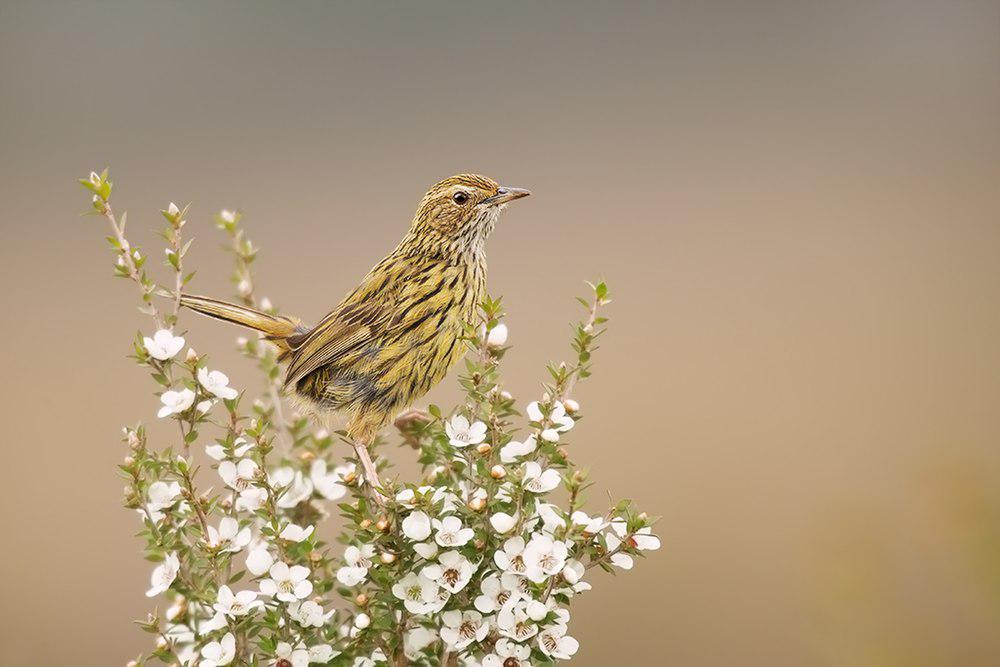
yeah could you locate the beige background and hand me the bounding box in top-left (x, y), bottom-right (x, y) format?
top-left (2, 1), bottom-right (1000, 664)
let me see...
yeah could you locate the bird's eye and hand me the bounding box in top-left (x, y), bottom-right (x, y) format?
top-left (452, 192), bottom-right (469, 205)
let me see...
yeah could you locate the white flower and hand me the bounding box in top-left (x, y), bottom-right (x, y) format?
top-left (270, 467), bottom-right (314, 508)
top-left (474, 574), bottom-right (522, 613)
top-left (522, 461), bottom-right (561, 494)
top-left (145, 481), bottom-right (182, 523)
top-left (310, 459), bottom-right (347, 500)
top-left (279, 523), bottom-right (315, 542)
top-left (336, 544), bottom-right (375, 586)
top-left (527, 400), bottom-right (575, 442)
top-left (523, 533), bottom-right (568, 583)
top-left (486, 322), bottom-right (508, 347)
top-left (490, 511), bottom-right (518, 534)
top-left (609, 520), bottom-right (662, 551)
top-left (496, 601), bottom-right (539, 642)
top-left (535, 503), bottom-right (567, 533)
top-left (246, 544), bottom-right (274, 576)
top-left (146, 552), bottom-right (180, 597)
top-left (288, 600), bottom-right (326, 628)
top-left (402, 511), bottom-right (432, 542)
top-left (167, 202), bottom-right (180, 217)
top-left (391, 571), bottom-right (441, 614)
top-left (206, 517), bottom-right (252, 552)
top-left (259, 562), bottom-right (313, 602)
top-left (309, 645), bottom-right (339, 663)
top-left (444, 415), bottom-right (487, 448)
top-left (433, 515), bottom-right (474, 547)
top-left (201, 632), bottom-right (236, 666)
top-left (197, 367), bottom-right (239, 400)
top-left (538, 624), bottom-right (580, 660)
top-left (206, 436), bottom-right (252, 461)
top-left (275, 641), bottom-right (309, 667)
top-left (500, 435), bottom-right (537, 463)
top-left (213, 585), bottom-right (262, 617)
top-left (421, 550), bottom-right (475, 594)
top-left (157, 388), bottom-right (195, 418)
top-left (353, 649), bottom-right (387, 667)
top-left (571, 510), bottom-right (608, 535)
top-left (493, 536), bottom-right (528, 575)
top-left (235, 486), bottom-right (267, 512)
top-left (413, 540), bottom-right (439, 560)
top-left (440, 609), bottom-right (489, 650)
top-left (143, 329), bottom-right (185, 360)
top-left (405, 627), bottom-right (438, 658)
top-left (219, 458), bottom-right (259, 492)
top-left (482, 638), bottom-right (532, 667)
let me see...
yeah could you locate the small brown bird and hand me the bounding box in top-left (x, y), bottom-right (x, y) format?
top-left (180, 174), bottom-right (529, 491)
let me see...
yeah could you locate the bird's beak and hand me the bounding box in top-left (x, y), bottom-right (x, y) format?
top-left (482, 186), bottom-right (531, 206)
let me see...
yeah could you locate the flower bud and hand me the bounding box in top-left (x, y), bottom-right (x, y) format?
top-left (375, 518), bottom-right (390, 532)
top-left (359, 519), bottom-right (372, 530)
top-left (260, 297), bottom-right (273, 311)
top-left (237, 279), bottom-right (252, 296)
top-left (476, 443), bottom-right (492, 456)
top-left (468, 497), bottom-right (486, 512)
top-left (185, 348), bottom-right (198, 363)
top-left (490, 465), bottom-right (506, 479)
top-left (355, 593), bottom-right (368, 606)
top-left (309, 550), bottom-right (323, 564)
top-left (354, 612), bottom-right (371, 629)
top-left (299, 450), bottom-right (315, 463)
top-left (344, 471), bottom-right (358, 485)
top-left (123, 456), bottom-right (135, 466)
top-left (380, 552), bottom-right (396, 564)
top-left (563, 398), bottom-right (580, 413)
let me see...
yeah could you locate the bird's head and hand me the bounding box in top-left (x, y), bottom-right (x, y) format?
top-left (407, 174), bottom-right (530, 256)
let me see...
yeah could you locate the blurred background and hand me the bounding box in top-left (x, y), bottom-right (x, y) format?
top-left (1, 1), bottom-right (999, 664)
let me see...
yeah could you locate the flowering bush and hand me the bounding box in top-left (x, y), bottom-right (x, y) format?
top-left (82, 170), bottom-right (660, 666)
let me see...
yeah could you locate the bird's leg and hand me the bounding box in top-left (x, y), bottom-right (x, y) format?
top-left (351, 438), bottom-right (388, 506)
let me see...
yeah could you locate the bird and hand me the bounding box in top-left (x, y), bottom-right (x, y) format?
top-left (180, 173), bottom-right (530, 494)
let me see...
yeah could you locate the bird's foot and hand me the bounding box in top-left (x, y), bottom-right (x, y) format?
top-left (394, 408), bottom-right (433, 448)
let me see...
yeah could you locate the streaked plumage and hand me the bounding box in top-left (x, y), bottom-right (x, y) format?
top-left (181, 174), bottom-right (529, 444)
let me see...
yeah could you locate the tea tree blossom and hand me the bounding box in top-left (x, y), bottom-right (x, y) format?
top-left (197, 366), bottom-right (239, 400)
top-left (522, 461), bottom-right (561, 494)
top-left (278, 522), bottom-right (314, 542)
top-left (538, 624), bottom-right (580, 660)
top-left (143, 329), bottom-right (185, 360)
top-left (200, 632), bottom-right (236, 666)
top-left (433, 515), bottom-right (474, 547)
top-left (259, 562), bottom-right (313, 602)
top-left (440, 609), bottom-right (489, 650)
top-left (481, 638), bottom-right (532, 667)
top-left (146, 552), bottom-right (180, 597)
top-left (218, 458), bottom-right (258, 492)
top-left (144, 480), bottom-right (181, 523)
top-left (206, 517), bottom-right (251, 552)
top-left (402, 510), bottom-right (432, 541)
top-left (84, 177), bottom-right (656, 667)
top-left (213, 585), bottom-right (262, 617)
top-left (445, 414), bottom-right (487, 448)
top-left (157, 388), bottom-right (195, 418)
top-left (423, 550), bottom-right (475, 594)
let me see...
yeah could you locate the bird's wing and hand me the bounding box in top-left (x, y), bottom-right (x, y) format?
top-left (283, 257), bottom-right (442, 388)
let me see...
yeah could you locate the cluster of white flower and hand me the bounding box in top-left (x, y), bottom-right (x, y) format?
top-left (88, 175), bottom-right (655, 667)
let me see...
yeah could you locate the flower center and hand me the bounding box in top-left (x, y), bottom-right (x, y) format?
top-left (503, 659), bottom-right (520, 667)
top-left (459, 621), bottom-right (478, 639)
top-left (497, 590), bottom-right (511, 605)
top-left (443, 568), bottom-right (460, 587)
top-left (405, 585), bottom-right (423, 601)
top-left (278, 580), bottom-right (294, 594)
top-left (510, 555), bottom-right (526, 573)
top-left (542, 633), bottom-right (559, 652)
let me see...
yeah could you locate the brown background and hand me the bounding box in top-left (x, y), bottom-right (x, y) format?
top-left (2, 1), bottom-right (999, 665)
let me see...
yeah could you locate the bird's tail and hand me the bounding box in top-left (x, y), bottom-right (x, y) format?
top-left (180, 294), bottom-right (303, 352)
